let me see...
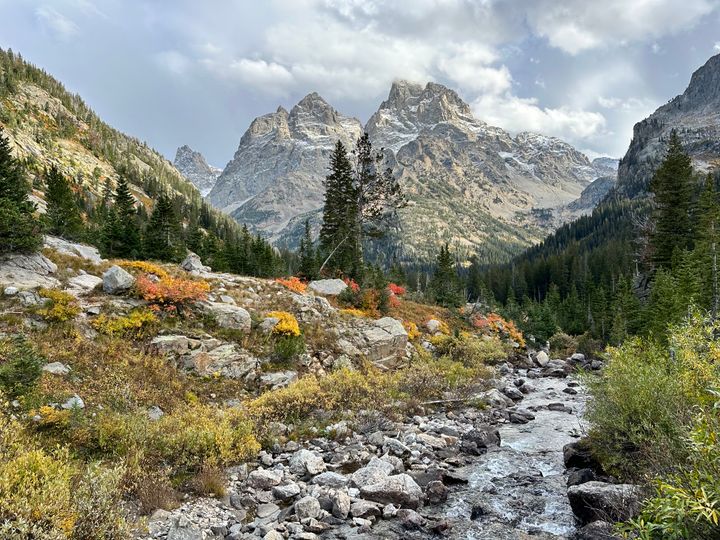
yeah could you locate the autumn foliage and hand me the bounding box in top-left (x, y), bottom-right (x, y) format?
top-left (471, 312), bottom-right (525, 347)
top-left (388, 283), bottom-right (406, 296)
top-left (275, 276), bottom-right (307, 294)
top-left (135, 274), bottom-right (210, 314)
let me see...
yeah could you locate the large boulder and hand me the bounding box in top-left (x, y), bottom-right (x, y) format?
top-left (359, 473), bottom-right (424, 509)
top-left (180, 252), bottom-right (210, 273)
top-left (573, 520), bottom-right (622, 539)
top-left (0, 252), bottom-right (59, 289)
top-left (201, 302), bottom-right (251, 332)
top-left (43, 236), bottom-right (104, 264)
top-left (294, 495), bottom-right (321, 520)
top-left (460, 427), bottom-right (501, 455)
top-left (308, 279), bottom-right (348, 296)
top-left (567, 481), bottom-right (643, 524)
top-left (362, 317), bottom-right (408, 366)
top-left (351, 457), bottom-right (395, 488)
top-left (102, 265), bottom-right (134, 294)
top-left (189, 344), bottom-right (258, 379)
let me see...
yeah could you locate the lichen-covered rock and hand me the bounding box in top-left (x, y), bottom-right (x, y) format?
top-left (200, 302), bottom-right (251, 332)
top-left (308, 279), bottom-right (348, 296)
top-left (361, 317), bottom-right (408, 366)
top-left (102, 265), bottom-right (134, 294)
top-left (289, 448), bottom-right (326, 476)
top-left (180, 252), bottom-right (210, 273)
top-left (0, 252), bottom-right (59, 289)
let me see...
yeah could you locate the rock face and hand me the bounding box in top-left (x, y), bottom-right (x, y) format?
top-left (0, 252), bottom-right (59, 289)
top-left (208, 81), bottom-right (610, 263)
top-left (173, 145), bottom-right (221, 197)
top-left (209, 93), bottom-right (363, 238)
top-left (567, 481), bottom-right (643, 525)
top-left (44, 235), bottom-right (105, 264)
top-left (617, 53), bottom-right (720, 198)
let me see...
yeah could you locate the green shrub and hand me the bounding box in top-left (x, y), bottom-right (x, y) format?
top-left (586, 313), bottom-right (720, 479)
top-left (549, 332), bottom-right (578, 358)
top-left (429, 332), bottom-right (507, 366)
top-left (273, 334), bottom-right (305, 361)
top-left (623, 399), bottom-right (720, 539)
top-left (0, 336), bottom-right (43, 399)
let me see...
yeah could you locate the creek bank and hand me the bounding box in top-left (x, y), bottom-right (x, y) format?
top-left (140, 352), bottom-right (602, 540)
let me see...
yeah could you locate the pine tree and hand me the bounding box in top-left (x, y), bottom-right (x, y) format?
top-left (144, 193), bottom-right (183, 261)
top-left (298, 219), bottom-right (318, 280)
top-left (694, 174), bottom-right (720, 318)
top-left (649, 130), bottom-right (694, 269)
top-left (0, 127), bottom-right (42, 253)
top-left (428, 243), bottom-right (463, 307)
top-left (44, 165), bottom-right (83, 239)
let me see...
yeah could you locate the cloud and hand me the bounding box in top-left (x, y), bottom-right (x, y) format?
top-left (35, 5), bottom-right (79, 40)
top-left (471, 93), bottom-right (607, 141)
top-left (597, 96), bottom-right (657, 110)
top-left (715, 41), bottom-right (720, 52)
top-left (525, 0), bottom-right (716, 54)
top-left (226, 59), bottom-right (295, 95)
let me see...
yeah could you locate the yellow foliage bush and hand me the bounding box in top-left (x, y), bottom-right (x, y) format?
top-left (403, 321), bottom-right (421, 340)
top-left (91, 308), bottom-right (158, 338)
top-left (340, 308), bottom-right (369, 318)
top-left (35, 288), bottom-right (81, 323)
top-left (266, 311), bottom-right (301, 337)
top-left (118, 260), bottom-right (169, 279)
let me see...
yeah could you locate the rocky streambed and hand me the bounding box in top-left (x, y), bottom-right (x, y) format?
top-left (140, 355), bottom-right (608, 540)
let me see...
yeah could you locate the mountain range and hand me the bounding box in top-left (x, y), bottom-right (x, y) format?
top-left (184, 81), bottom-right (617, 263)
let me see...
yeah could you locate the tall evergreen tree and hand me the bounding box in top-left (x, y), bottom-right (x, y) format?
top-left (44, 165), bottom-right (83, 239)
top-left (428, 243), bottom-right (463, 307)
top-left (695, 174), bottom-right (720, 318)
top-left (0, 127), bottom-right (41, 253)
top-left (144, 193), bottom-right (183, 261)
top-left (649, 130), bottom-right (694, 269)
top-left (298, 219), bottom-right (318, 280)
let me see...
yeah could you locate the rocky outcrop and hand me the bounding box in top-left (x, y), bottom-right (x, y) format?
top-left (617, 53), bottom-right (720, 198)
top-left (567, 481), bottom-right (643, 524)
top-left (0, 252), bottom-right (59, 289)
top-left (43, 235), bottom-right (105, 264)
top-left (173, 145), bottom-right (221, 197)
top-left (308, 279), bottom-right (348, 296)
top-left (199, 302), bottom-right (252, 332)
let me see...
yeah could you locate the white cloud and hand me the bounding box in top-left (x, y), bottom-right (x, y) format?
top-left (35, 5), bottom-right (79, 40)
top-left (525, 0), bottom-right (716, 54)
top-left (598, 96), bottom-right (658, 111)
top-left (226, 59), bottom-right (295, 94)
top-left (471, 93), bottom-right (607, 141)
top-left (714, 41), bottom-right (720, 52)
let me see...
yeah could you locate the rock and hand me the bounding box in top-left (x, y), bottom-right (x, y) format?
top-left (350, 501), bottom-right (381, 518)
top-left (149, 335), bottom-right (196, 356)
top-left (147, 406), bottom-right (164, 421)
top-left (362, 317), bottom-right (408, 366)
top-left (219, 294), bottom-right (236, 304)
top-left (308, 279), bottom-right (348, 296)
top-left (17, 290), bottom-right (41, 306)
top-left (263, 531), bottom-right (284, 540)
top-left (61, 394), bottom-right (84, 409)
top-left (167, 516), bottom-right (203, 540)
top-left (508, 409), bottom-right (535, 424)
top-left (567, 468), bottom-right (596, 487)
top-left (425, 480), bottom-right (449, 504)
top-left (295, 496), bottom-right (321, 520)
top-left (460, 427), bottom-right (501, 455)
top-left (259, 317), bottom-right (280, 333)
top-left (0, 252), bottom-right (59, 289)
top-left (257, 502), bottom-right (281, 519)
top-left (567, 481), bottom-right (643, 524)
top-left (416, 433), bottom-right (447, 449)
top-left (273, 482), bottom-right (301, 500)
top-left (312, 471), bottom-right (349, 488)
top-left (102, 265), bottom-right (134, 294)
top-left (397, 508), bottom-right (426, 530)
top-left (330, 490), bottom-right (351, 519)
top-left (425, 319), bottom-right (442, 334)
top-left (359, 473), bottom-right (423, 509)
top-left (479, 388), bottom-right (514, 408)
top-left (180, 252), bottom-right (210, 273)
top-left (382, 503), bottom-right (398, 518)
top-left (66, 273), bottom-right (103, 295)
top-left (573, 520), bottom-right (622, 540)
top-left (535, 350), bottom-right (550, 367)
top-left (351, 457), bottom-right (395, 488)
top-left (248, 468), bottom-right (284, 490)
top-left (501, 385), bottom-right (524, 401)
top-left (42, 362), bottom-right (70, 376)
top-left (3, 286), bottom-right (18, 296)
top-left (260, 370), bottom-right (298, 390)
top-left (571, 352), bottom-right (586, 363)
top-left (201, 302), bottom-right (251, 332)
top-left (289, 449), bottom-right (326, 476)
top-left (44, 236), bottom-right (104, 264)
top-left (564, 440), bottom-right (602, 471)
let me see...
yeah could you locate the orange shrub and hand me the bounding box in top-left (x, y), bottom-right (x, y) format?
top-left (276, 276), bottom-right (307, 294)
top-left (135, 274), bottom-right (210, 314)
top-left (471, 312), bottom-right (525, 348)
top-left (343, 278), bottom-right (360, 293)
top-left (388, 283), bottom-right (406, 296)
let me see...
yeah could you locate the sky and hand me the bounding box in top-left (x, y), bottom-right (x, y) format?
top-left (1, 0), bottom-right (719, 166)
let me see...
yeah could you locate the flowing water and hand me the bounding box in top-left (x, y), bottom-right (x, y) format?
top-left (443, 374), bottom-right (588, 539)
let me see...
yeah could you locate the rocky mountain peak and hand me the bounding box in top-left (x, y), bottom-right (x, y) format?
top-left (287, 92), bottom-right (362, 144)
top-left (674, 53), bottom-right (720, 112)
top-left (173, 145), bottom-right (221, 196)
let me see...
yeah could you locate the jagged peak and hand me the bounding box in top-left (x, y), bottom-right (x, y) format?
top-left (676, 52), bottom-right (720, 108)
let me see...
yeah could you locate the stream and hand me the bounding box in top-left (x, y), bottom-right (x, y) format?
top-left (441, 374), bottom-right (588, 539)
